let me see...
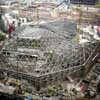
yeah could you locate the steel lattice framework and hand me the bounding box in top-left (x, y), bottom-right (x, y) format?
top-left (0, 20), bottom-right (99, 89)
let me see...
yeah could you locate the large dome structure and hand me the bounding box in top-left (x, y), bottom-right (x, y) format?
top-left (0, 19), bottom-right (99, 89)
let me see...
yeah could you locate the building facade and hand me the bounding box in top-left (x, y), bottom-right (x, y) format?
top-left (70, 0), bottom-right (98, 5)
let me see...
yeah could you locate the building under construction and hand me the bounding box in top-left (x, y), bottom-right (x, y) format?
top-left (0, 0), bottom-right (100, 100)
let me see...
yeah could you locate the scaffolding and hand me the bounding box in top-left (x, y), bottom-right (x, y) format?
top-left (0, 18), bottom-right (99, 90)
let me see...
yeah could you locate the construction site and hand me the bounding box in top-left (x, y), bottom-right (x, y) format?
top-left (0, 0), bottom-right (100, 100)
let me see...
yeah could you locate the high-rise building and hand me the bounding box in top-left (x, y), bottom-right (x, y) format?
top-left (70, 0), bottom-right (98, 5)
